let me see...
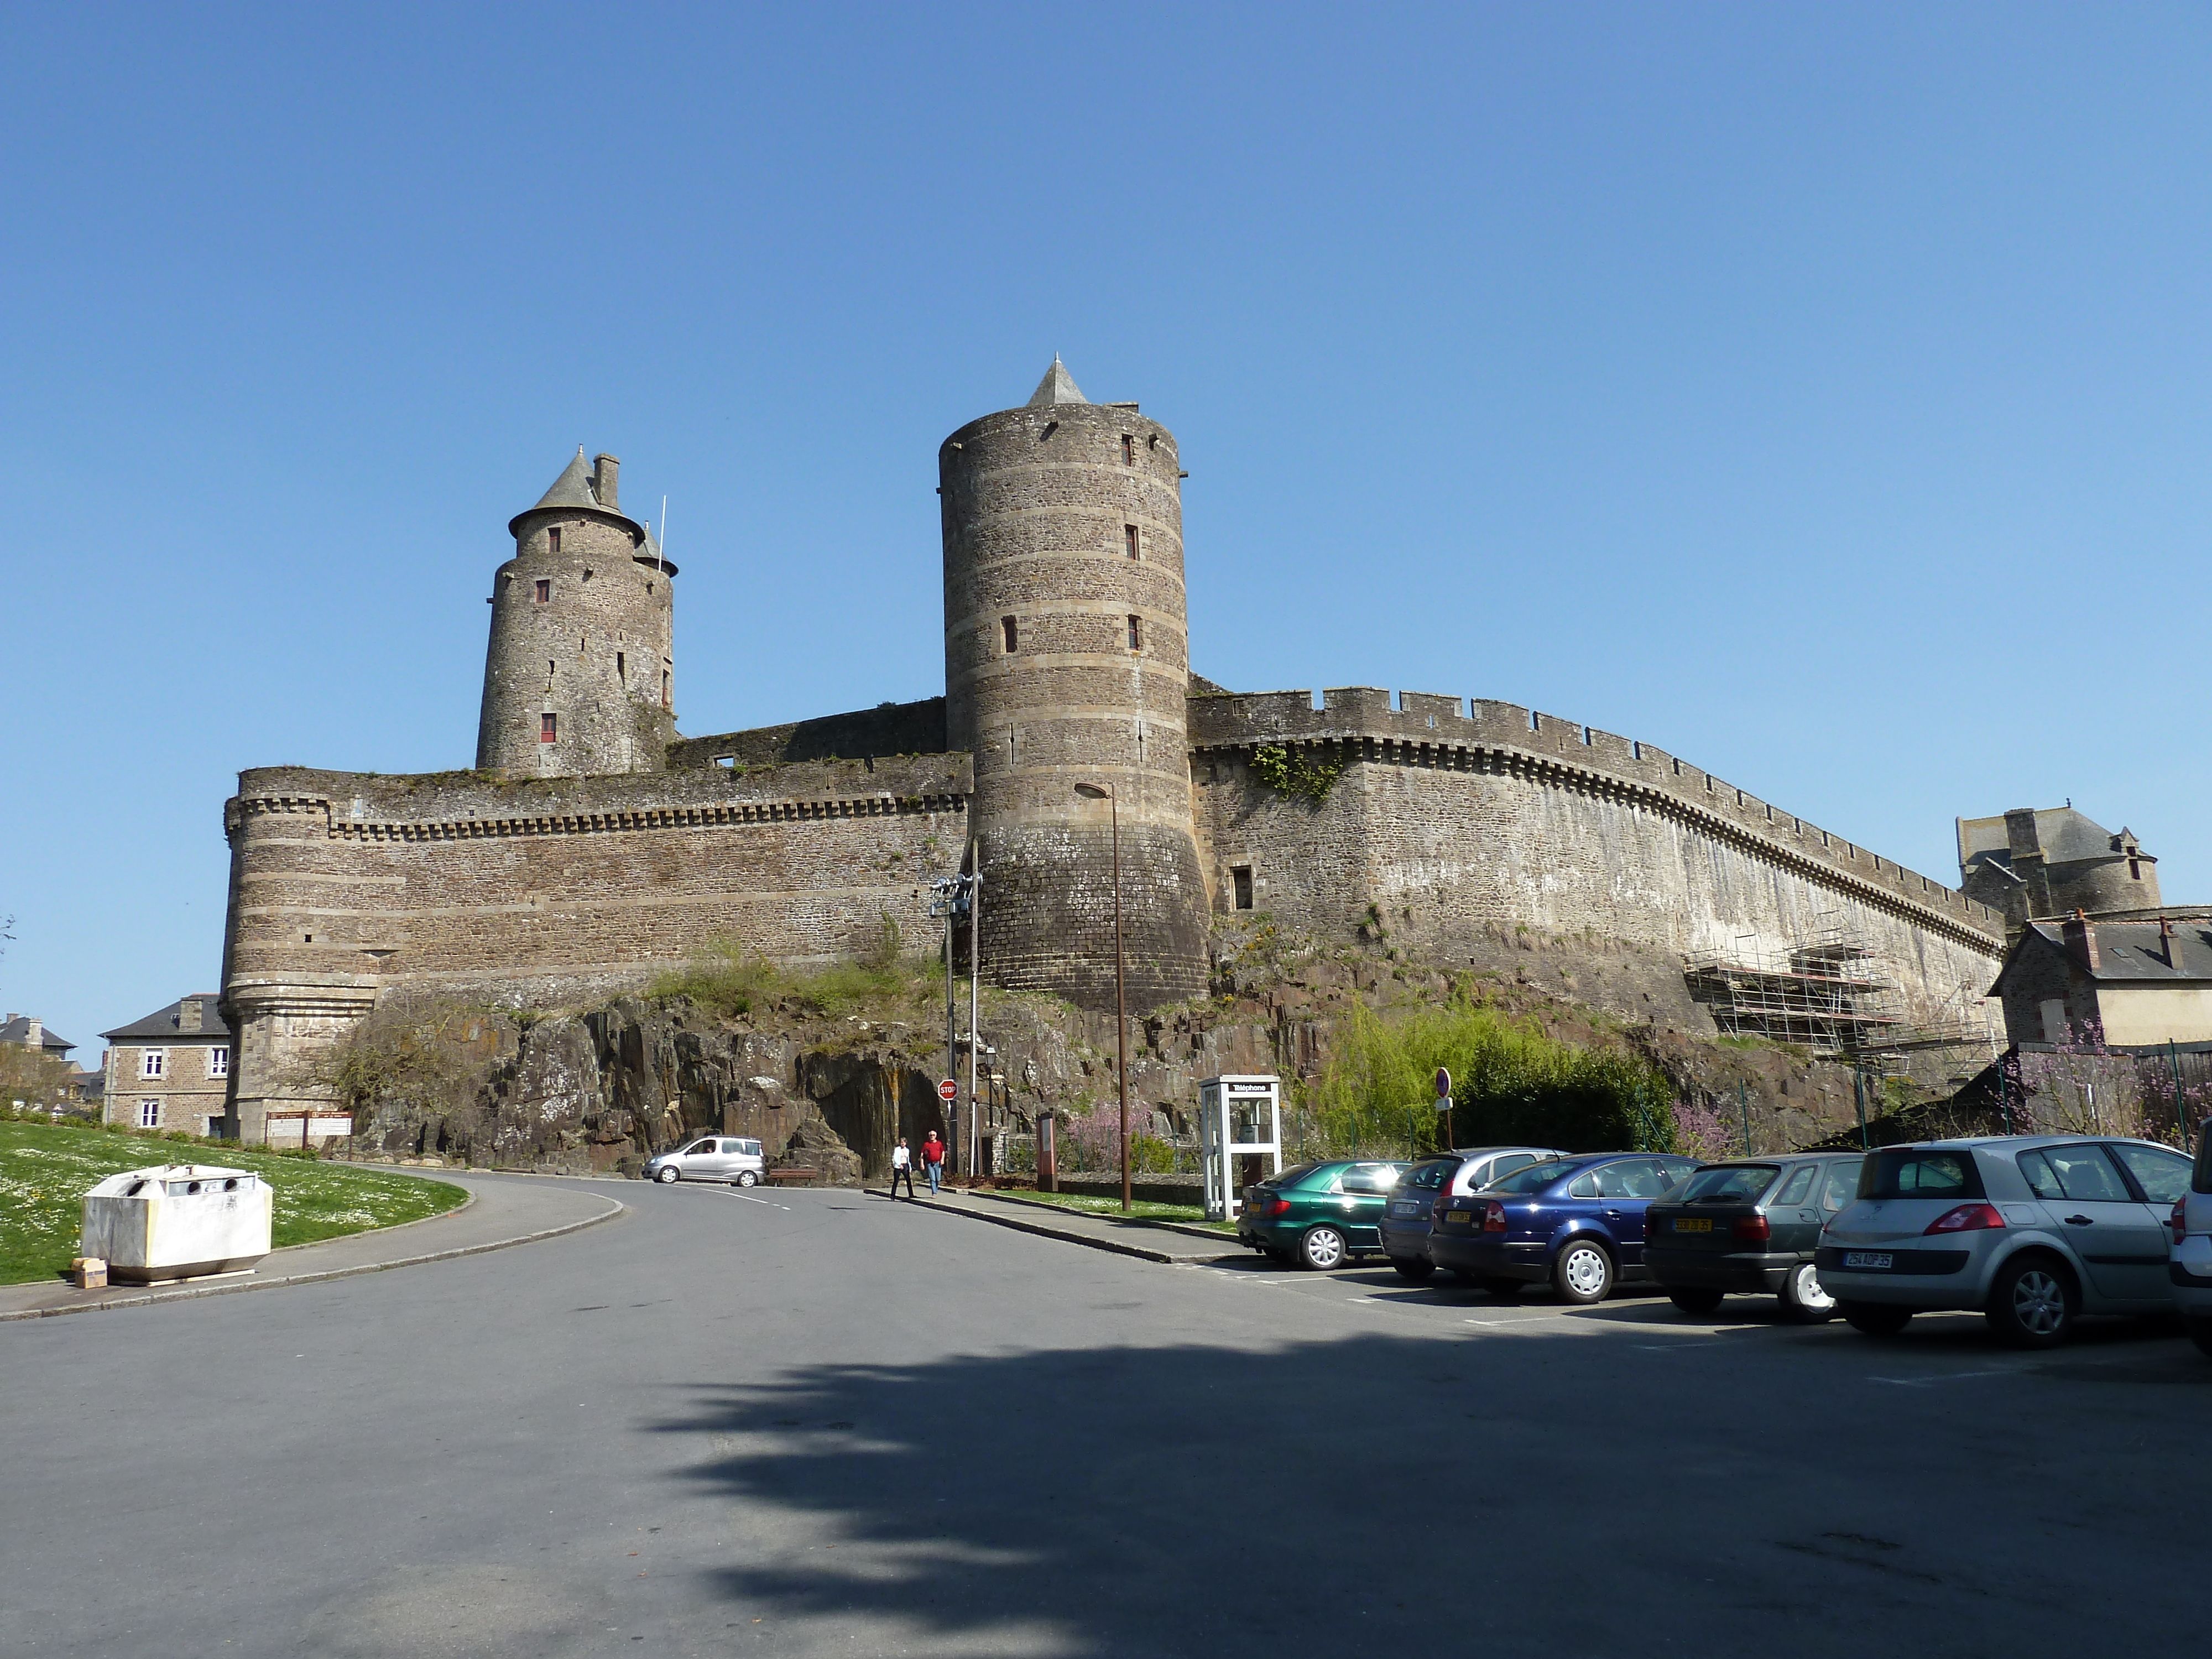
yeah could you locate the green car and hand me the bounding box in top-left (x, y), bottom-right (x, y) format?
top-left (1237, 1160), bottom-right (1412, 1270)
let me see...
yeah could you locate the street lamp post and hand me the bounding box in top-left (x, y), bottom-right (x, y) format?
top-left (1074, 782), bottom-right (1130, 1213)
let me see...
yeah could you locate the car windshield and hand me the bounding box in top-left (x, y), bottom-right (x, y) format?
top-left (1487, 1159), bottom-right (1583, 1194)
top-left (1679, 1165), bottom-right (1779, 1203)
top-left (1396, 1159), bottom-right (1459, 1192)
top-left (1860, 1149), bottom-right (1984, 1201)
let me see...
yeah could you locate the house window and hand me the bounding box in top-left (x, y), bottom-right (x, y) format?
top-left (1232, 867), bottom-right (1254, 910)
top-left (209, 1047), bottom-right (229, 1078)
top-left (541, 712), bottom-right (558, 743)
top-left (1128, 615), bottom-right (1141, 651)
top-left (1001, 616), bottom-right (1018, 654)
top-left (1125, 524), bottom-right (1140, 559)
top-left (548, 527), bottom-right (561, 556)
top-left (1121, 434), bottom-right (1135, 465)
top-left (142, 1050), bottom-right (165, 1079)
top-left (139, 1099), bottom-right (160, 1128)
top-left (534, 578), bottom-right (551, 603)
top-left (617, 651), bottom-right (625, 683)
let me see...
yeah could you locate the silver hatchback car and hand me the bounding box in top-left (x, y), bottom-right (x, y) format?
top-left (1818, 1134), bottom-right (2195, 1348)
top-left (646, 1136), bottom-right (765, 1187)
top-left (2168, 1130), bottom-right (2212, 1359)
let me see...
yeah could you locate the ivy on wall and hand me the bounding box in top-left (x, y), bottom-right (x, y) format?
top-left (1250, 743), bottom-right (1343, 802)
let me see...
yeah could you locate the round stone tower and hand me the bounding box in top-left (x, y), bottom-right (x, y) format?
top-left (940, 358), bottom-right (1209, 1011)
top-left (478, 448), bottom-right (677, 777)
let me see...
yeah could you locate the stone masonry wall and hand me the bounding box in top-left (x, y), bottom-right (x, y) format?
top-left (1190, 687), bottom-right (2006, 1026)
top-left (220, 752), bottom-right (973, 1141)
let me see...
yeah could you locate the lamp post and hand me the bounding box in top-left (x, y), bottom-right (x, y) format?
top-left (1075, 781), bottom-right (1130, 1213)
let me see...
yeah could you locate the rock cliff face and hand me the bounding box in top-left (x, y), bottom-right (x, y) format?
top-left (340, 915), bottom-right (1953, 1180)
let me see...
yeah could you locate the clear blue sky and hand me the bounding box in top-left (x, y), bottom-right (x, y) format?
top-left (4, 4), bottom-right (2208, 1061)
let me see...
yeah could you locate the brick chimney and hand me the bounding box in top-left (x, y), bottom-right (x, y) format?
top-left (2062, 910), bottom-right (2101, 972)
top-left (2161, 918), bottom-right (2183, 971)
top-left (2005, 807), bottom-right (2054, 917)
top-left (592, 453), bottom-right (620, 512)
top-left (178, 998), bottom-right (203, 1034)
top-left (23, 1017), bottom-right (41, 1050)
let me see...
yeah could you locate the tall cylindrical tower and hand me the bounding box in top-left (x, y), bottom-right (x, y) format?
top-left (478, 449), bottom-right (677, 777)
top-left (941, 358), bottom-right (1209, 1011)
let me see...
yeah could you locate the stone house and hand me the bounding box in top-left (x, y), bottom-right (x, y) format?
top-left (101, 994), bottom-right (233, 1137)
top-left (1990, 914), bottom-right (2212, 1050)
top-left (1, 1013), bottom-right (76, 1065)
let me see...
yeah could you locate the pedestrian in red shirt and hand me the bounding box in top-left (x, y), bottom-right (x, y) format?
top-left (922, 1130), bottom-right (946, 1196)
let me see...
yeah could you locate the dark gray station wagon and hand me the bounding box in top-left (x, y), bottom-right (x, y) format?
top-left (1644, 1154), bottom-right (1864, 1321)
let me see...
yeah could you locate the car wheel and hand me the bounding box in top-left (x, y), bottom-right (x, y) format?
top-left (1551, 1239), bottom-right (1614, 1305)
top-left (1985, 1255), bottom-right (2077, 1349)
top-left (1298, 1227), bottom-right (1348, 1271)
top-left (1668, 1287), bottom-right (1725, 1316)
top-left (1389, 1255), bottom-right (1434, 1283)
top-left (2188, 1318), bottom-right (2212, 1360)
top-left (1479, 1277), bottom-right (1521, 1298)
top-left (1839, 1300), bottom-right (1912, 1335)
top-left (1780, 1261), bottom-right (1838, 1323)
top-left (735, 1170), bottom-right (759, 1188)
top-left (653, 1166), bottom-right (679, 1184)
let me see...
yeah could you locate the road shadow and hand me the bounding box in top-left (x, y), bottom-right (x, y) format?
top-left (646, 1319), bottom-right (2203, 1656)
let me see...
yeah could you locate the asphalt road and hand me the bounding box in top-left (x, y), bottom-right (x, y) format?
top-left (2, 1176), bottom-right (2204, 1657)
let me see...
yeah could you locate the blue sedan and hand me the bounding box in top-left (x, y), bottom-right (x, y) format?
top-left (1427, 1151), bottom-right (1704, 1303)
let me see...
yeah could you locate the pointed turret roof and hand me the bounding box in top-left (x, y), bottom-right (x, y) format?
top-left (509, 446), bottom-right (643, 538)
top-left (1026, 355), bottom-right (1088, 407)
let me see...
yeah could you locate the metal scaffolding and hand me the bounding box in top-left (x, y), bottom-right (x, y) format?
top-left (1684, 928), bottom-right (1903, 1053)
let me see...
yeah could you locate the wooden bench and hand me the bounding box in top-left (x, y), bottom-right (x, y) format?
top-left (766, 1166), bottom-right (821, 1186)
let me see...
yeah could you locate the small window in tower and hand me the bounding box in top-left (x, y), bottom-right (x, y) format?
top-left (541, 712), bottom-right (558, 743)
top-left (2131, 857), bottom-right (2142, 879)
top-left (1128, 614), bottom-right (1141, 651)
top-left (617, 651), bottom-right (626, 683)
top-left (662, 669), bottom-right (670, 708)
top-left (1121, 434), bottom-right (1134, 465)
top-left (1125, 524), bottom-right (1140, 559)
top-left (1002, 616), bottom-right (1019, 654)
top-left (548, 527), bottom-right (561, 555)
top-left (534, 579), bottom-right (551, 603)
top-left (1232, 867), bottom-right (1254, 910)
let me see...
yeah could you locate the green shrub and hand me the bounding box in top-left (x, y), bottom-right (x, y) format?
top-left (1303, 997), bottom-right (1676, 1159)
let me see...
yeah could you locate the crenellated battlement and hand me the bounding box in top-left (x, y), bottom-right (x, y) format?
top-left (1187, 686), bottom-right (2002, 948)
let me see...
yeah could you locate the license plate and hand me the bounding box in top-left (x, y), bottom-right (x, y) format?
top-left (1672, 1218), bottom-right (1712, 1233)
top-left (1446, 1211), bottom-right (1471, 1225)
top-left (1390, 1202), bottom-right (1420, 1216)
top-left (1843, 1251), bottom-right (1894, 1270)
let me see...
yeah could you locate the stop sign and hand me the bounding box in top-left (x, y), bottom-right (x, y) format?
top-left (938, 1078), bottom-right (958, 1101)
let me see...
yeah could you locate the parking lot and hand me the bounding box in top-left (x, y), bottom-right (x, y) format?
top-left (2, 1177), bottom-right (2201, 1657)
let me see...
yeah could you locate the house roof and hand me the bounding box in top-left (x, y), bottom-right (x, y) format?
top-left (99, 994), bottom-right (232, 1042)
top-left (1993, 920), bottom-right (2212, 994)
top-left (0, 1015), bottom-right (74, 1056)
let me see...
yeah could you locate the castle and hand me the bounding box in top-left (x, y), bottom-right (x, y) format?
top-left (218, 359), bottom-right (2010, 1144)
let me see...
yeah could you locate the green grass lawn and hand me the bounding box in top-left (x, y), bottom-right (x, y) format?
top-left (0, 1120), bottom-right (467, 1285)
top-left (987, 1188), bottom-right (1239, 1233)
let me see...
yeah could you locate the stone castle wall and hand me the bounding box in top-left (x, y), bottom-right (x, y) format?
top-left (219, 753), bottom-right (971, 1141)
top-left (1189, 687), bottom-right (2006, 1024)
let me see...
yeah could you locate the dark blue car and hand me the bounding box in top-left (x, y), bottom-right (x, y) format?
top-left (1426, 1151), bottom-right (1703, 1303)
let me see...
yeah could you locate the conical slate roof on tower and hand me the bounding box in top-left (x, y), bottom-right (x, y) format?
top-left (1026, 355), bottom-right (1087, 406)
top-left (509, 447), bottom-right (640, 536)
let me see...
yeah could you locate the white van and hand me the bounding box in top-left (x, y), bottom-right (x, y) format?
top-left (646, 1136), bottom-right (765, 1187)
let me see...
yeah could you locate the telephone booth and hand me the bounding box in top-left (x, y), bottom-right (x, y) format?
top-left (1198, 1074), bottom-right (1282, 1222)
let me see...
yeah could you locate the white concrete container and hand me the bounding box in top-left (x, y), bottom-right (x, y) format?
top-left (80, 1165), bottom-right (273, 1283)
